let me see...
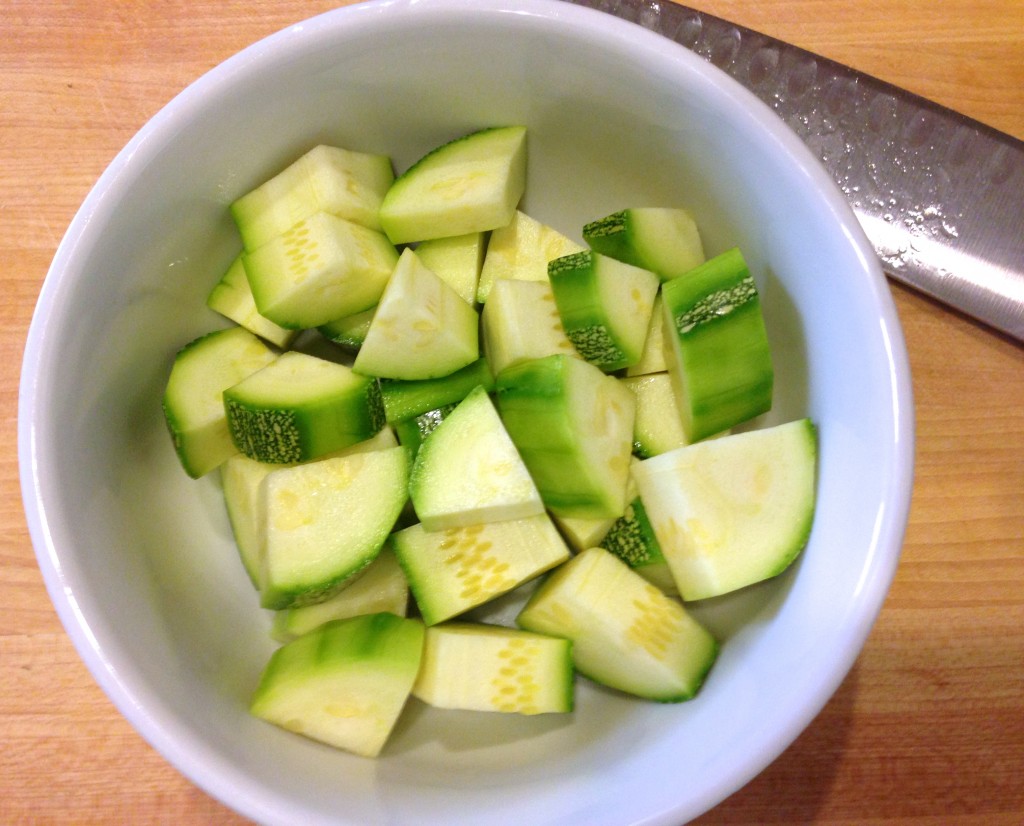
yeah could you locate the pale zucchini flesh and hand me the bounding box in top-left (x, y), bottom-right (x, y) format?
top-left (379, 126), bottom-right (527, 245)
top-left (632, 418), bottom-right (817, 601)
top-left (412, 623), bottom-right (574, 715)
top-left (242, 211), bottom-right (398, 329)
top-left (231, 144), bottom-right (395, 251)
top-left (353, 248), bottom-right (479, 380)
top-left (206, 254), bottom-right (298, 349)
top-left (272, 545), bottom-right (409, 642)
top-left (392, 513), bottom-right (570, 625)
top-left (162, 327), bottom-right (279, 478)
top-left (260, 445), bottom-right (410, 610)
top-left (517, 547), bottom-right (717, 702)
top-left (481, 278), bottom-right (578, 376)
top-left (414, 232), bottom-right (486, 305)
top-left (476, 210), bottom-right (584, 303)
top-left (408, 385), bottom-right (543, 531)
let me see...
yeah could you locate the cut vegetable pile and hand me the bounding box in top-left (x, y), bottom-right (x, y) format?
top-left (162, 126), bottom-right (818, 758)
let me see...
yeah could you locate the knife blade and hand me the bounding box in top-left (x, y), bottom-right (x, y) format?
top-left (565, 0), bottom-right (1024, 341)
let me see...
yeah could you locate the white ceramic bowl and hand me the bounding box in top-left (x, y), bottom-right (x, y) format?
top-left (19, 1), bottom-right (914, 823)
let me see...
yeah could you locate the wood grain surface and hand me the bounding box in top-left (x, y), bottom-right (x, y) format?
top-left (3, 1), bottom-right (1022, 823)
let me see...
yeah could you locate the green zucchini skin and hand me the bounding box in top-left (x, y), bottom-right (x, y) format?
top-left (224, 352), bottom-right (385, 465)
top-left (379, 358), bottom-right (494, 424)
top-left (661, 247), bottom-right (774, 442)
top-left (494, 354), bottom-right (635, 520)
top-left (250, 613), bottom-right (424, 758)
top-left (583, 207), bottom-right (704, 282)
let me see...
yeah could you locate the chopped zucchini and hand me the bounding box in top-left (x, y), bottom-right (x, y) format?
top-left (583, 207), bottom-right (705, 282)
top-left (220, 428), bottom-right (399, 590)
top-left (412, 623), bottom-right (573, 714)
top-left (162, 327), bottom-right (278, 478)
top-left (476, 210), bottom-right (584, 303)
top-left (231, 144), bottom-right (394, 250)
top-left (621, 373), bottom-right (689, 458)
top-left (408, 385), bottom-right (543, 531)
top-left (317, 305), bottom-right (377, 352)
top-left (379, 126), bottom-right (527, 244)
top-left (414, 232), bottom-right (486, 305)
top-left (548, 250), bottom-right (660, 372)
top-left (661, 247), bottom-right (773, 442)
top-left (353, 248), bottom-right (479, 380)
top-left (250, 613), bottom-right (424, 758)
top-left (517, 547), bottom-right (717, 702)
top-left (224, 351), bottom-right (384, 464)
top-left (599, 462), bottom-right (677, 594)
top-left (551, 513), bottom-right (616, 554)
top-left (206, 254), bottom-right (298, 349)
top-left (242, 211), bottom-right (398, 330)
top-left (271, 545), bottom-right (409, 642)
top-left (379, 358), bottom-right (493, 424)
top-left (632, 419), bottom-right (817, 601)
top-left (392, 513), bottom-right (570, 625)
top-left (392, 404), bottom-right (456, 457)
top-left (624, 293), bottom-right (667, 377)
top-left (260, 445), bottom-right (410, 609)
top-left (495, 354), bottom-right (635, 520)
top-left (481, 278), bottom-right (578, 376)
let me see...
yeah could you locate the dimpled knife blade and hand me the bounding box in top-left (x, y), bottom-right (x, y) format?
top-left (566, 0), bottom-right (1024, 341)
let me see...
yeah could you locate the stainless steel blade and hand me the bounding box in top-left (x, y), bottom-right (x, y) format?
top-left (565, 0), bottom-right (1024, 341)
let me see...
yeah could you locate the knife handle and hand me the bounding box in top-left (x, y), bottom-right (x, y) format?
top-left (568, 0), bottom-right (1024, 342)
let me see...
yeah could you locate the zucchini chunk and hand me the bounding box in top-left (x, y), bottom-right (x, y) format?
top-left (271, 545), bottom-right (409, 642)
top-left (250, 613), bottom-right (424, 758)
top-left (517, 547), bottom-right (717, 702)
top-left (162, 326), bottom-right (278, 478)
top-left (620, 373), bottom-right (690, 458)
top-left (548, 250), bottom-right (660, 372)
top-left (583, 207), bottom-right (705, 282)
top-left (392, 404), bottom-right (456, 458)
top-left (481, 278), bottom-right (579, 376)
top-left (221, 428), bottom-right (400, 590)
top-left (242, 211), bottom-right (398, 329)
top-left (599, 461), bottom-right (677, 594)
top-left (224, 351), bottom-right (384, 464)
top-left (661, 246), bottom-right (774, 442)
top-left (379, 126), bottom-right (527, 245)
top-left (206, 254), bottom-right (298, 349)
top-left (495, 354), bottom-right (635, 520)
top-left (317, 305), bottom-right (377, 352)
top-left (476, 210), bottom-right (584, 303)
top-left (414, 232), bottom-right (486, 305)
top-left (379, 357), bottom-right (493, 424)
top-left (392, 513), bottom-right (570, 625)
top-left (412, 623), bottom-right (574, 715)
top-left (408, 385), bottom-right (543, 531)
top-left (260, 445), bottom-right (410, 610)
top-left (624, 293), bottom-right (667, 377)
top-left (632, 419), bottom-right (818, 601)
top-left (231, 144), bottom-right (394, 251)
top-left (353, 248), bottom-right (479, 380)
top-left (551, 512), bottom-right (616, 554)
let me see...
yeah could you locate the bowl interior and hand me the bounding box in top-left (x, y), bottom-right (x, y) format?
top-left (20, 1), bottom-right (912, 824)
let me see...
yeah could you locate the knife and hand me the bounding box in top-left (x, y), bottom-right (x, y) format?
top-left (565, 0), bottom-right (1024, 342)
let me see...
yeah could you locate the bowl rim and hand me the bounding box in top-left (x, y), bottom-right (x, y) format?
top-left (18, 1), bottom-right (915, 823)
